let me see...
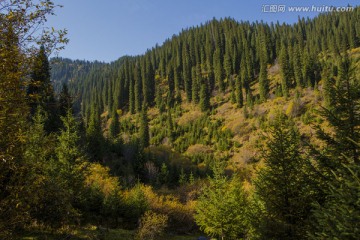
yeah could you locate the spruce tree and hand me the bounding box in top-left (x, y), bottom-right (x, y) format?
top-left (195, 162), bottom-right (249, 239)
top-left (235, 74), bottom-right (244, 108)
top-left (255, 113), bottom-right (316, 239)
top-left (59, 83), bottom-right (72, 117)
top-left (199, 82), bottom-right (210, 112)
top-left (191, 66), bottom-right (200, 104)
top-left (109, 105), bottom-right (120, 139)
top-left (139, 103), bottom-right (150, 148)
top-left (259, 55), bottom-right (269, 102)
top-left (28, 45), bottom-right (59, 132)
top-left (279, 44), bottom-right (290, 98)
top-left (310, 54), bottom-right (360, 238)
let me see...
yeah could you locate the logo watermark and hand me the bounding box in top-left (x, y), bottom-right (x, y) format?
top-left (262, 5), bottom-right (354, 13)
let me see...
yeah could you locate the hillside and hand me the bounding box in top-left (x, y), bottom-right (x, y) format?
top-left (2, 1), bottom-right (360, 238)
top-left (50, 9), bottom-right (360, 183)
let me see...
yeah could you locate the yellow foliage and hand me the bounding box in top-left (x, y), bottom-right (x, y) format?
top-left (132, 184), bottom-right (195, 233)
top-left (84, 163), bottom-right (120, 197)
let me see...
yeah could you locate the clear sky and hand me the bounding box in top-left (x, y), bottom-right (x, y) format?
top-left (47, 0), bottom-right (359, 62)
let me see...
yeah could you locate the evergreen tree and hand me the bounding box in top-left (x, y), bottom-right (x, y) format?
top-left (255, 113), bottom-right (317, 239)
top-left (58, 83), bottom-right (72, 117)
top-left (195, 162), bottom-right (249, 239)
top-left (28, 46), bottom-right (59, 132)
top-left (235, 74), bottom-right (243, 108)
top-left (259, 56), bottom-right (269, 102)
top-left (191, 66), bottom-right (200, 104)
top-left (279, 44), bottom-right (290, 97)
top-left (310, 54), bottom-right (360, 238)
top-left (134, 63), bottom-right (142, 112)
top-left (199, 82), bottom-right (210, 112)
top-left (139, 103), bottom-right (150, 148)
top-left (86, 103), bottom-right (103, 161)
top-left (56, 109), bottom-right (87, 222)
top-left (109, 105), bottom-right (120, 139)
top-left (214, 48), bottom-right (225, 92)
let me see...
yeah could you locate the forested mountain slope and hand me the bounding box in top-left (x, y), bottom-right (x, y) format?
top-left (2, 0), bottom-right (359, 238)
top-left (51, 9), bottom-right (360, 178)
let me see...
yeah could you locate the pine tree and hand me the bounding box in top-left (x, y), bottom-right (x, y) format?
top-left (293, 43), bottom-right (303, 88)
top-left (199, 82), bottom-right (210, 112)
top-left (310, 54), bottom-right (360, 238)
top-left (28, 45), bottom-right (59, 132)
top-left (139, 103), bottom-right (150, 148)
top-left (59, 83), bottom-right (72, 117)
top-left (214, 48), bottom-right (225, 92)
top-left (279, 44), bottom-right (290, 97)
top-left (56, 109), bottom-right (87, 221)
top-left (183, 44), bottom-right (192, 102)
top-left (235, 74), bottom-right (244, 108)
top-left (259, 55), bottom-right (269, 102)
top-left (134, 62), bottom-right (142, 112)
top-left (255, 113), bottom-right (316, 239)
top-left (191, 66), bottom-right (200, 104)
top-left (195, 162), bottom-right (249, 239)
top-left (86, 103), bottom-right (103, 161)
top-left (109, 105), bottom-right (120, 139)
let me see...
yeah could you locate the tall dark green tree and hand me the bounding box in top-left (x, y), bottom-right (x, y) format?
top-left (191, 66), bottom-right (200, 104)
top-left (199, 81), bottom-right (210, 112)
top-left (195, 162), bottom-right (249, 240)
top-left (28, 45), bottom-right (59, 132)
top-left (259, 55), bottom-right (269, 102)
top-left (58, 83), bottom-right (72, 117)
top-left (139, 103), bottom-right (150, 148)
top-left (235, 74), bottom-right (244, 108)
top-left (255, 113), bottom-right (317, 239)
top-left (86, 103), bottom-right (103, 161)
top-left (310, 54), bottom-right (360, 239)
top-left (109, 105), bottom-right (120, 139)
top-left (279, 44), bottom-right (291, 98)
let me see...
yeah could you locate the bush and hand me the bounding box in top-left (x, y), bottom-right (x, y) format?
top-left (136, 211), bottom-right (168, 240)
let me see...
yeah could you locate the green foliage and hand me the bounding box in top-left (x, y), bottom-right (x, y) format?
top-left (195, 162), bottom-right (249, 239)
top-left (199, 81), bottom-right (210, 112)
top-left (123, 184), bottom-right (149, 228)
top-left (254, 113), bottom-right (317, 239)
top-left (309, 54), bottom-right (360, 239)
top-left (109, 105), bottom-right (120, 139)
top-left (139, 104), bottom-right (150, 148)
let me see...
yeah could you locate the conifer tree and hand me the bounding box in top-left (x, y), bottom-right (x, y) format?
top-left (109, 105), bottom-right (120, 139)
top-left (86, 103), bottom-right (103, 161)
top-left (139, 103), bottom-right (150, 148)
top-left (214, 48), bottom-right (225, 92)
top-left (255, 113), bottom-right (316, 239)
top-left (28, 46), bottom-right (59, 132)
top-left (134, 63), bottom-right (142, 112)
top-left (235, 74), bottom-right (244, 108)
top-left (59, 83), bottom-right (72, 117)
top-left (195, 162), bottom-right (249, 239)
top-left (56, 109), bottom-right (87, 221)
top-left (310, 54), bottom-right (360, 239)
top-left (199, 82), bottom-right (210, 112)
top-left (279, 44), bottom-right (290, 97)
top-left (191, 66), bottom-right (200, 104)
top-left (259, 54), bottom-right (269, 102)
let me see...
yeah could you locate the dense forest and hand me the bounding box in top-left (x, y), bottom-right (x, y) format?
top-left (1, 0), bottom-right (360, 239)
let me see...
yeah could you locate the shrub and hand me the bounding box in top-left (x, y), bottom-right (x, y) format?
top-left (135, 211), bottom-right (168, 240)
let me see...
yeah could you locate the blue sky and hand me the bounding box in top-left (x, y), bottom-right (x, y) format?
top-left (47, 0), bottom-right (359, 62)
